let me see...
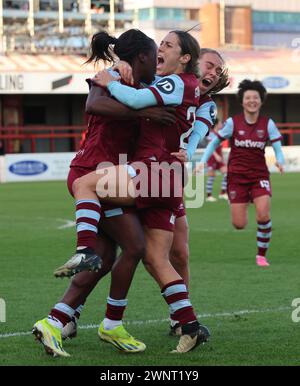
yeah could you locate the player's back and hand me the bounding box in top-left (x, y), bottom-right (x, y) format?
top-left (72, 114), bottom-right (138, 170)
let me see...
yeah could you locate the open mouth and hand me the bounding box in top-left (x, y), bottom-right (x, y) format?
top-left (157, 56), bottom-right (165, 67)
top-left (202, 78), bottom-right (213, 87)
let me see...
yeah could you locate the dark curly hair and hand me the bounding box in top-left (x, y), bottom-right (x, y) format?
top-left (200, 48), bottom-right (230, 95)
top-left (237, 79), bottom-right (267, 104)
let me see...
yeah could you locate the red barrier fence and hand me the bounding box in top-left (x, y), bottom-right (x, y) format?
top-left (0, 123), bottom-right (300, 154)
top-left (0, 125), bottom-right (85, 153)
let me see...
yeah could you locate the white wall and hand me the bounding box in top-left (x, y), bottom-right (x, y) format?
top-left (124, 0), bottom-right (203, 10)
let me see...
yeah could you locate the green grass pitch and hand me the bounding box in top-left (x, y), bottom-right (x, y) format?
top-left (0, 173), bottom-right (299, 366)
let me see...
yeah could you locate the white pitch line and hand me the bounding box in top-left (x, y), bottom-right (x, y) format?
top-left (0, 306), bottom-right (290, 339)
top-left (56, 218), bottom-right (76, 229)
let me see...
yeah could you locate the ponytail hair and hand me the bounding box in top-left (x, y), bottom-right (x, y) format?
top-left (86, 29), bottom-right (155, 66)
top-left (85, 31), bottom-right (118, 64)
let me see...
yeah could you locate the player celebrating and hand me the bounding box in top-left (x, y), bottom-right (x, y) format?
top-left (55, 30), bottom-right (210, 354)
top-left (169, 48), bottom-right (229, 286)
top-left (60, 47), bottom-right (230, 344)
top-left (205, 118), bottom-right (228, 202)
top-left (201, 79), bottom-right (284, 266)
top-left (113, 47), bottom-right (229, 336)
top-left (32, 29), bottom-right (176, 357)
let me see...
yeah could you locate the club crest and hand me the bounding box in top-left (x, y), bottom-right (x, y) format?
top-left (229, 191), bottom-right (237, 200)
top-left (256, 129), bottom-right (264, 139)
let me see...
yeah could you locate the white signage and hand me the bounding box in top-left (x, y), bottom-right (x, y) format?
top-left (0, 73), bottom-right (94, 94)
top-left (0, 147), bottom-right (299, 183)
top-left (2, 152), bottom-right (75, 182)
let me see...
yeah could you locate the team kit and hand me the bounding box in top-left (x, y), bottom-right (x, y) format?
top-left (31, 28), bottom-right (285, 357)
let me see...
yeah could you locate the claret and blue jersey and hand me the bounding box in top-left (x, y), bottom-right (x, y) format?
top-left (201, 113), bottom-right (285, 180)
top-left (107, 74), bottom-right (218, 161)
top-left (107, 72), bottom-right (201, 162)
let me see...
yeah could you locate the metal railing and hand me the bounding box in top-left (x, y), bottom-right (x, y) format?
top-left (0, 123), bottom-right (300, 154)
top-left (0, 125), bottom-right (85, 153)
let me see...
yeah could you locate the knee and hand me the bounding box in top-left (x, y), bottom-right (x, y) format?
top-left (257, 214), bottom-right (270, 223)
top-left (142, 255), bottom-right (160, 274)
top-left (124, 243), bottom-right (146, 263)
top-left (170, 247), bottom-right (189, 268)
top-left (232, 221), bottom-right (247, 230)
top-left (100, 258), bottom-right (115, 276)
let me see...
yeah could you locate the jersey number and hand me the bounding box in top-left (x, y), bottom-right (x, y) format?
top-left (180, 106), bottom-right (197, 149)
top-left (260, 180), bottom-right (270, 191)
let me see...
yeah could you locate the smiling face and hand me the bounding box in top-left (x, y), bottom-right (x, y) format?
top-left (199, 52), bottom-right (224, 95)
top-left (156, 32), bottom-right (190, 76)
top-left (242, 90), bottom-right (262, 114)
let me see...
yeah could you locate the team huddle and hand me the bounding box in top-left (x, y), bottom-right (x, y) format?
top-left (32, 28), bottom-right (284, 358)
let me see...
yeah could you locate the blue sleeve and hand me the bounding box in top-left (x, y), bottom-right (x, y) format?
top-left (195, 101), bottom-right (217, 127)
top-left (186, 120), bottom-right (209, 161)
top-left (272, 140), bottom-right (285, 165)
top-left (185, 102), bottom-right (217, 161)
top-left (201, 136), bottom-right (222, 163)
top-left (148, 74), bottom-right (184, 106)
top-left (267, 119), bottom-right (282, 142)
top-left (107, 81), bottom-right (158, 109)
top-left (217, 117), bottom-right (234, 139)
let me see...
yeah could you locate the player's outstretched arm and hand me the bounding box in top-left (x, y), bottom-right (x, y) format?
top-left (272, 140), bottom-right (285, 174)
top-left (171, 120), bottom-right (209, 162)
top-left (94, 70), bottom-right (183, 110)
top-left (185, 120), bottom-right (210, 161)
top-left (201, 136), bottom-right (222, 163)
top-left (268, 119), bottom-right (285, 174)
top-left (178, 101), bottom-right (217, 161)
top-left (92, 70), bottom-right (157, 109)
top-left (200, 116), bottom-right (233, 163)
top-left (86, 83), bottom-right (176, 125)
top-left (86, 82), bottom-right (136, 118)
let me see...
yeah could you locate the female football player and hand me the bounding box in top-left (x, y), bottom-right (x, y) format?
top-left (65, 47), bottom-right (230, 341)
top-left (32, 29), bottom-right (176, 357)
top-left (55, 30), bottom-right (210, 354)
top-left (201, 79), bottom-right (284, 267)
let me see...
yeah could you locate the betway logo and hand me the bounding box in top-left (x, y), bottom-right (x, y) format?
top-left (234, 138), bottom-right (265, 150)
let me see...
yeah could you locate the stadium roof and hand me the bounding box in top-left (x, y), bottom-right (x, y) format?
top-left (0, 49), bottom-right (299, 94)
